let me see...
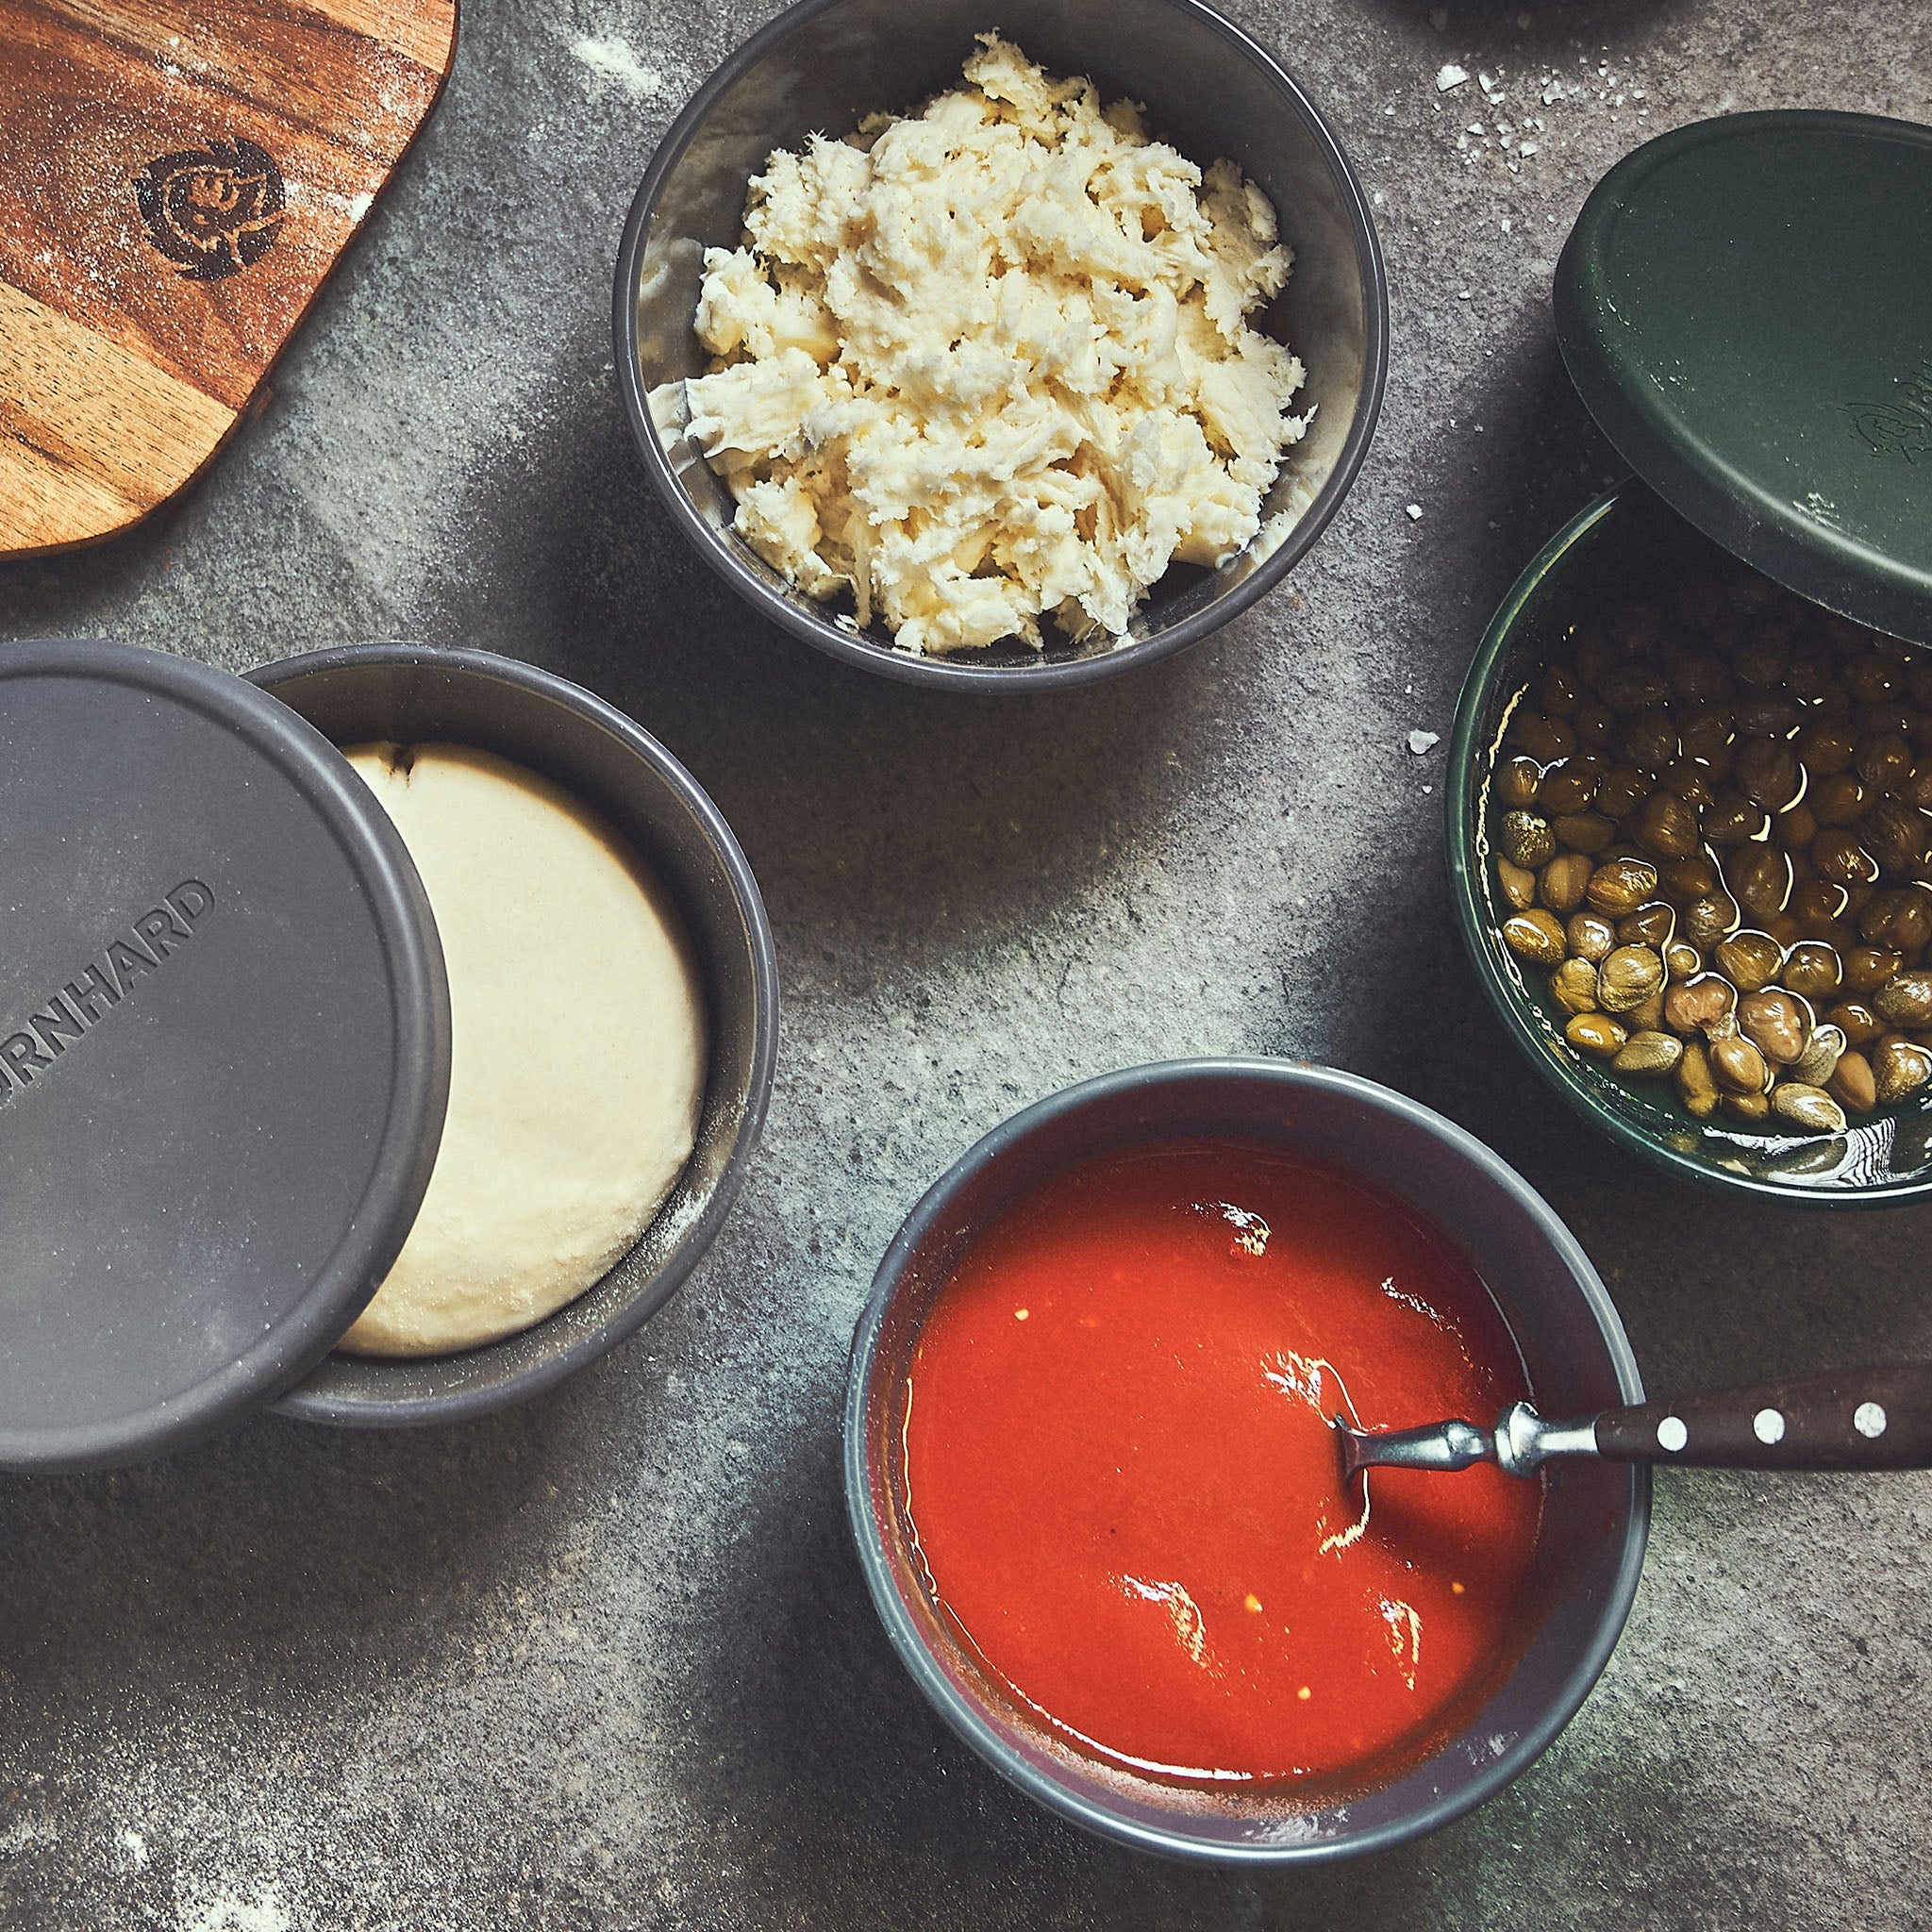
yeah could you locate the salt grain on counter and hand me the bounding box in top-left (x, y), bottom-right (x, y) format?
top-left (1407, 730), bottom-right (1441, 756)
top-left (1437, 63), bottom-right (1470, 92)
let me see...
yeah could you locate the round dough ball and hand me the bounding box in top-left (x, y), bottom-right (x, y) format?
top-left (338, 743), bottom-right (707, 1356)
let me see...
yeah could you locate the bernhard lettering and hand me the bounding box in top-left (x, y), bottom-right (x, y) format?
top-left (0, 880), bottom-right (215, 1103)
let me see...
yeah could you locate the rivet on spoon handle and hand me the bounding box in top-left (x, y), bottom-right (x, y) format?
top-left (1592, 1363), bottom-right (1932, 1471)
top-left (1339, 1362), bottom-right (1932, 1480)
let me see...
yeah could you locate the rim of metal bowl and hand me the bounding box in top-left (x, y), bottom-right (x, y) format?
top-left (247, 642), bottom-right (782, 1425)
top-left (1447, 483), bottom-right (1932, 1208)
top-left (842, 1058), bottom-right (1650, 1863)
top-left (611, 0), bottom-right (1389, 692)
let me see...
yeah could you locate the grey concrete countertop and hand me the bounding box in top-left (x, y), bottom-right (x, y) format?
top-left (5, 1), bottom-right (1930, 1925)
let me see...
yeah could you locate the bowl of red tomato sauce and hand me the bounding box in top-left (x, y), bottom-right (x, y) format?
top-left (843, 1059), bottom-right (1648, 1862)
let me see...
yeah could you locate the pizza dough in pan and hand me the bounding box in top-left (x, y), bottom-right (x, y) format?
top-left (337, 742), bottom-right (707, 1357)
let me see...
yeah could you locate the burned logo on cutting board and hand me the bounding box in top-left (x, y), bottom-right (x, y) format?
top-left (135, 139), bottom-right (286, 281)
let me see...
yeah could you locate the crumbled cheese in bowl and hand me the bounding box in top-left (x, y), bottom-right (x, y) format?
top-left (669, 35), bottom-right (1311, 658)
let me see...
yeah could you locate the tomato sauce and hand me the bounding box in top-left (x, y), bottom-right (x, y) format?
top-left (901, 1141), bottom-right (1543, 1789)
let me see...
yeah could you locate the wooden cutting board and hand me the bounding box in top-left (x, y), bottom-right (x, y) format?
top-left (0, 0), bottom-right (458, 555)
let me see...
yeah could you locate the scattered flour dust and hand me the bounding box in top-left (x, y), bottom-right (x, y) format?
top-left (571, 33), bottom-right (664, 100)
top-left (176, 1883), bottom-right (292, 1932)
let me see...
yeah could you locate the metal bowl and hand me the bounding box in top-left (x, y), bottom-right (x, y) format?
top-left (614, 0), bottom-right (1387, 690)
top-left (843, 1058), bottom-right (1647, 1862)
top-left (1448, 479), bottom-right (1932, 1203)
top-left (247, 644), bottom-right (781, 1425)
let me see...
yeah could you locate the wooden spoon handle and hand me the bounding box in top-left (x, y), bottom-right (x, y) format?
top-left (1594, 1362), bottom-right (1932, 1470)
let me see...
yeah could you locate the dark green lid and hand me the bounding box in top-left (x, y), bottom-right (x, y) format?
top-left (1556, 110), bottom-right (1932, 646)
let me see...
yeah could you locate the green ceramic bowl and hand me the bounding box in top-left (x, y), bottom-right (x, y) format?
top-left (1447, 479), bottom-right (1932, 1204)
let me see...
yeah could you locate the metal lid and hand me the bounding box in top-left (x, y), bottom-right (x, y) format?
top-left (1556, 110), bottom-right (1932, 646)
top-left (0, 641), bottom-right (450, 1473)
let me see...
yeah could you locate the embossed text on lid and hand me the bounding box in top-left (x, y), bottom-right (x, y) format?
top-left (0, 641), bottom-right (448, 1474)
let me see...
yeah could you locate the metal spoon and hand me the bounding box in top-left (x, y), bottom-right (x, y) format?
top-left (1336, 1362), bottom-right (1932, 1482)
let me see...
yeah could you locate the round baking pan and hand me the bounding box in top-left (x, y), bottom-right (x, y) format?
top-left (1449, 482), bottom-right (1932, 1203)
top-left (846, 1058), bottom-right (1648, 1861)
top-left (248, 644), bottom-right (780, 1425)
top-left (615, 0), bottom-right (1387, 689)
top-left (1445, 111), bottom-right (1932, 1199)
